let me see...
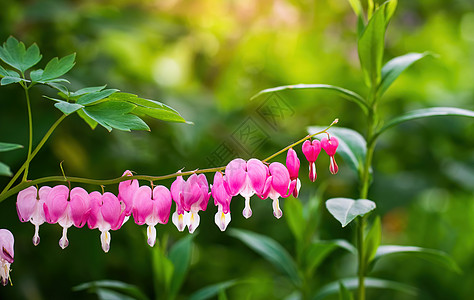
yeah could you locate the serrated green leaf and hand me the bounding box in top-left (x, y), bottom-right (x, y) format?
top-left (364, 216), bottom-right (381, 266)
top-left (338, 282), bottom-right (354, 300)
top-left (1, 76), bottom-right (22, 85)
top-left (77, 89), bottom-right (119, 105)
top-left (358, 3), bottom-right (387, 87)
top-left (189, 280), bottom-right (239, 300)
top-left (54, 101), bottom-right (84, 115)
top-left (375, 107), bottom-right (474, 139)
top-left (70, 85), bottom-right (107, 97)
top-left (168, 235), bottom-right (194, 299)
top-left (251, 84), bottom-right (368, 114)
top-left (0, 142), bottom-right (23, 152)
top-left (77, 109), bottom-right (98, 130)
top-left (72, 280), bottom-right (148, 300)
top-left (0, 65), bottom-right (19, 78)
top-left (228, 228), bottom-right (301, 285)
top-left (373, 245), bottom-right (461, 273)
top-left (0, 162), bottom-right (12, 176)
top-left (326, 198), bottom-right (376, 227)
top-left (312, 277), bottom-right (418, 300)
top-left (308, 126), bottom-right (368, 178)
top-left (83, 101), bottom-right (150, 132)
top-left (0, 37), bottom-right (42, 73)
top-left (32, 53), bottom-right (75, 82)
top-left (378, 52), bottom-right (430, 97)
top-left (284, 197), bottom-right (305, 242)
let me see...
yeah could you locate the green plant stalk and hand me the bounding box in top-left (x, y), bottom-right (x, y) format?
top-left (1, 114), bottom-right (67, 196)
top-left (22, 85), bottom-right (33, 182)
top-left (0, 119), bottom-right (338, 203)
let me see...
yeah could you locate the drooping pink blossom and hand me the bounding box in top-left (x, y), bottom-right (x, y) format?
top-left (43, 186), bottom-right (91, 249)
top-left (286, 148), bottom-right (301, 197)
top-left (259, 162), bottom-right (295, 219)
top-left (16, 186), bottom-right (51, 246)
top-left (211, 172), bottom-right (232, 231)
top-left (0, 229), bottom-right (14, 286)
top-left (88, 191), bottom-right (127, 252)
top-left (118, 170), bottom-right (139, 216)
top-left (224, 158), bottom-right (268, 219)
top-left (321, 136), bottom-right (339, 174)
top-left (171, 173), bottom-right (210, 233)
top-left (132, 185), bottom-right (172, 246)
top-left (302, 139), bottom-right (322, 182)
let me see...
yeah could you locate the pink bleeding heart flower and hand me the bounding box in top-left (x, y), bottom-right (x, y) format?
top-left (171, 173), bottom-right (210, 233)
top-left (0, 229), bottom-right (14, 286)
top-left (44, 186), bottom-right (91, 249)
top-left (225, 158), bottom-right (268, 219)
top-left (132, 185), bottom-right (172, 246)
top-left (286, 148), bottom-right (301, 198)
top-left (302, 139), bottom-right (322, 182)
top-left (118, 170), bottom-right (139, 216)
top-left (211, 172), bottom-right (232, 231)
top-left (16, 186), bottom-right (51, 246)
top-left (88, 191), bottom-right (127, 253)
top-left (260, 162), bottom-right (295, 219)
top-left (321, 136), bottom-right (339, 174)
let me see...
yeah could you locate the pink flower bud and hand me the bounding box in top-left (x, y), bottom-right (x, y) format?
top-left (302, 139), bottom-right (322, 182)
top-left (321, 136), bottom-right (339, 174)
top-left (0, 229), bottom-right (14, 286)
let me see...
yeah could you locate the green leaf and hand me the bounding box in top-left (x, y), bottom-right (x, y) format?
top-left (0, 65), bottom-right (20, 78)
top-left (304, 241), bottom-right (349, 275)
top-left (373, 245), bottom-right (461, 273)
top-left (83, 101), bottom-right (150, 132)
top-left (47, 82), bottom-right (69, 95)
top-left (54, 101), bottom-right (84, 115)
top-left (151, 243), bottom-right (174, 295)
top-left (31, 53), bottom-right (75, 82)
top-left (168, 235), bottom-right (194, 299)
top-left (1, 76), bottom-right (22, 85)
top-left (312, 277), bottom-right (418, 300)
top-left (347, 0), bottom-right (363, 17)
top-left (0, 162), bottom-right (12, 176)
top-left (109, 92), bottom-right (189, 124)
top-left (375, 107), bottom-right (474, 138)
top-left (0, 37), bottom-right (42, 73)
top-left (326, 198), bottom-right (376, 227)
top-left (383, 0), bottom-right (398, 27)
top-left (76, 89), bottom-right (119, 105)
top-left (251, 84), bottom-right (368, 114)
top-left (378, 52), bottom-right (430, 97)
top-left (358, 2), bottom-right (387, 87)
top-left (284, 197), bottom-right (305, 242)
top-left (70, 85), bottom-right (107, 97)
top-left (338, 282), bottom-right (354, 300)
top-left (77, 109), bottom-right (98, 130)
top-left (307, 126), bottom-right (368, 178)
top-left (94, 288), bottom-right (136, 300)
top-left (228, 228), bottom-right (301, 285)
top-left (364, 216), bottom-right (381, 266)
top-left (72, 280), bottom-right (149, 300)
top-left (189, 280), bottom-right (239, 300)
top-left (0, 142), bottom-right (23, 152)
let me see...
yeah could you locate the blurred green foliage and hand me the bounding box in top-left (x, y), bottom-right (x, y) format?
top-left (0, 0), bottom-right (473, 299)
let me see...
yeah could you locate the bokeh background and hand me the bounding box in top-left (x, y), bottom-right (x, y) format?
top-left (0, 0), bottom-right (473, 299)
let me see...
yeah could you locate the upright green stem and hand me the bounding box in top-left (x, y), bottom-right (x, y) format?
top-left (22, 85), bottom-right (33, 182)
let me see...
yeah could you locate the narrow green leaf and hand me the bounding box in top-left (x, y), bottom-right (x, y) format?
top-left (54, 101), bottom-right (84, 115)
top-left (338, 282), bottom-right (354, 300)
top-left (378, 52), bottom-right (430, 97)
top-left (312, 277), bottom-right (418, 300)
top-left (0, 162), bottom-right (12, 176)
top-left (0, 37), bottom-right (42, 73)
top-left (326, 198), bottom-right (376, 227)
top-left (304, 241), bottom-right (341, 275)
top-left (95, 288), bottom-right (135, 300)
top-left (151, 244), bottom-right (174, 295)
top-left (384, 0), bottom-right (398, 26)
top-left (251, 84), bottom-right (368, 114)
top-left (308, 126), bottom-right (368, 178)
top-left (70, 85), bottom-right (107, 97)
top-left (358, 3), bottom-right (387, 87)
top-left (168, 235), bottom-right (194, 299)
top-left (375, 107), bottom-right (474, 138)
top-left (189, 280), bottom-right (239, 300)
top-left (0, 142), bottom-right (23, 152)
top-left (373, 245), bottom-right (461, 273)
top-left (72, 280), bottom-right (149, 300)
top-left (77, 89), bottom-right (119, 105)
top-left (347, 0), bottom-right (363, 17)
top-left (364, 216), bottom-right (381, 266)
top-left (284, 197), bottom-right (305, 242)
top-left (1, 76), bottom-right (22, 85)
top-left (77, 109), bottom-right (98, 130)
top-left (228, 228), bottom-right (301, 285)
top-left (83, 101), bottom-right (150, 132)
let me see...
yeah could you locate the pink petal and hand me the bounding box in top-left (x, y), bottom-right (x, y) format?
top-left (225, 158), bottom-right (247, 196)
top-left (101, 192), bottom-right (122, 229)
top-left (321, 137), bottom-right (338, 156)
top-left (171, 175), bottom-right (186, 214)
top-left (16, 186), bottom-right (37, 222)
top-left (69, 187), bottom-right (91, 228)
top-left (152, 185), bottom-right (172, 224)
top-left (87, 191), bottom-right (103, 229)
top-left (132, 186), bottom-right (153, 225)
top-left (118, 170), bottom-right (139, 216)
top-left (247, 159), bottom-right (268, 195)
top-left (0, 229), bottom-right (14, 264)
top-left (286, 148), bottom-right (300, 180)
top-left (269, 162), bottom-right (290, 197)
top-left (44, 185), bottom-right (69, 224)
